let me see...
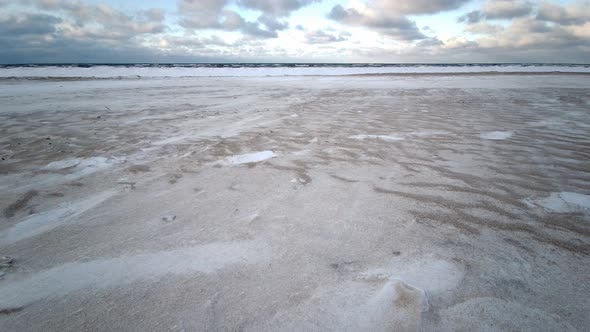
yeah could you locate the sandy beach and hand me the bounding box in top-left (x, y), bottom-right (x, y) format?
top-left (0, 74), bottom-right (589, 331)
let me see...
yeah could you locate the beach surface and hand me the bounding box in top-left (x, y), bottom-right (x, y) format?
top-left (0, 74), bottom-right (589, 331)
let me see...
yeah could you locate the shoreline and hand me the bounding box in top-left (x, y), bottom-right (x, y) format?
top-left (1, 71), bottom-right (590, 81)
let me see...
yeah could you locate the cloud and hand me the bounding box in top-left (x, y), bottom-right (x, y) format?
top-left (33, 0), bottom-right (167, 41)
top-left (0, 0), bottom-right (589, 64)
top-left (237, 0), bottom-right (320, 17)
top-left (457, 11), bottom-right (485, 24)
top-left (327, 0), bottom-right (471, 40)
top-left (483, 0), bottom-right (533, 19)
top-left (178, 0), bottom-right (289, 38)
top-left (458, 1), bottom-right (532, 23)
top-left (328, 4), bottom-right (426, 40)
top-left (456, 0), bottom-right (590, 54)
top-left (0, 35), bottom-right (224, 63)
top-left (464, 22), bottom-right (504, 34)
top-left (0, 0), bottom-right (174, 63)
top-left (0, 13), bottom-right (61, 36)
top-left (537, 1), bottom-right (590, 25)
top-left (371, 0), bottom-right (470, 15)
top-left (258, 15), bottom-right (289, 31)
top-left (457, 16), bottom-right (590, 62)
top-left (178, 0), bottom-right (228, 29)
top-left (416, 37), bottom-right (444, 47)
top-left (304, 29), bottom-right (350, 44)
top-left (141, 8), bottom-right (166, 22)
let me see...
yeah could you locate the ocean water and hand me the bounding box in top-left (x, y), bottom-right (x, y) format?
top-left (0, 63), bottom-right (588, 78)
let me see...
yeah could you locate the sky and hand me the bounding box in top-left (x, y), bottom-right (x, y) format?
top-left (0, 0), bottom-right (588, 63)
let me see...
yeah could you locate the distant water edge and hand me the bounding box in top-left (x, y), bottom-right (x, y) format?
top-left (1, 63), bottom-right (589, 78)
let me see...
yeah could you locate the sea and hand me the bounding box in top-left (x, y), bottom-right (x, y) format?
top-left (0, 63), bottom-right (588, 78)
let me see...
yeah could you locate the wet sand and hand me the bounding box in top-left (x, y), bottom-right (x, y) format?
top-left (0, 75), bottom-right (589, 331)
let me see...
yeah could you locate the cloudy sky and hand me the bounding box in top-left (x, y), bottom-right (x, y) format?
top-left (0, 0), bottom-right (588, 63)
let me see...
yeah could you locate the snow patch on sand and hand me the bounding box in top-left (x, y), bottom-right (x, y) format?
top-left (0, 240), bottom-right (271, 308)
top-left (527, 192), bottom-right (590, 213)
top-left (43, 158), bottom-right (81, 170)
top-left (349, 134), bottom-right (404, 142)
top-left (0, 191), bottom-right (116, 245)
top-left (350, 131), bottom-right (450, 142)
top-left (409, 130), bottom-right (449, 137)
top-left (223, 151), bottom-right (276, 165)
top-left (255, 257), bottom-right (461, 331)
top-left (480, 131), bottom-right (513, 140)
top-left (361, 257), bottom-right (464, 293)
top-left (43, 157), bottom-right (121, 175)
top-left (253, 279), bottom-right (427, 332)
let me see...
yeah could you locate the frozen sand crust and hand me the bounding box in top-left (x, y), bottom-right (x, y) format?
top-left (0, 240), bottom-right (271, 309)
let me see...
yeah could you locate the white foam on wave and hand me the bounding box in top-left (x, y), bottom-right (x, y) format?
top-left (480, 131), bottom-right (513, 140)
top-left (0, 240), bottom-right (271, 308)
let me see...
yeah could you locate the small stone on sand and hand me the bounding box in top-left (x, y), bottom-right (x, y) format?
top-left (0, 256), bottom-right (15, 268)
top-left (162, 215), bottom-right (176, 223)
